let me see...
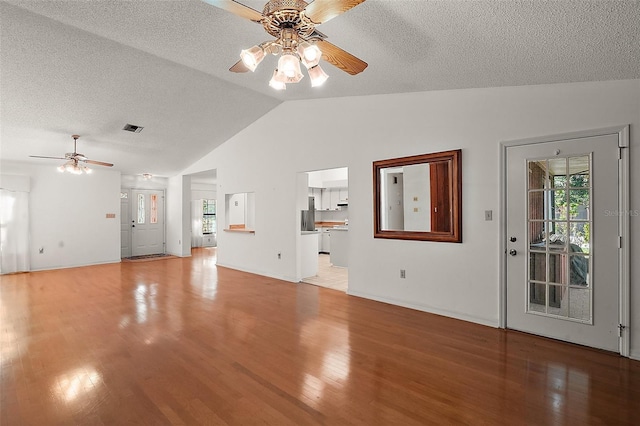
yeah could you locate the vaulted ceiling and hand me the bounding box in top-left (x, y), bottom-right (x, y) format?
top-left (1, 0), bottom-right (639, 176)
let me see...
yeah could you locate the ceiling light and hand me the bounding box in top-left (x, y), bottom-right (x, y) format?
top-left (58, 159), bottom-right (91, 175)
top-left (275, 53), bottom-right (304, 83)
top-left (308, 64), bottom-right (329, 87)
top-left (269, 70), bottom-right (286, 90)
top-left (240, 45), bottom-right (265, 72)
top-left (238, 37), bottom-right (327, 88)
top-left (142, 173), bottom-right (153, 180)
top-left (298, 42), bottom-right (321, 69)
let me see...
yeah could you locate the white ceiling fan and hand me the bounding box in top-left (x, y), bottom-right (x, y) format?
top-left (30, 134), bottom-right (113, 174)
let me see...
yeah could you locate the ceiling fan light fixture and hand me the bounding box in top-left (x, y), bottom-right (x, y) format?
top-left (308, 64), bottom-right (329, 87)
top-left (276, 53), bottom-right (304, 83)
top-left (240, 45), bottom-right (265, 72)
top-left (269, 70), bottom-right (286, 90)
top-left (298, 42), bottom-right (321, 68)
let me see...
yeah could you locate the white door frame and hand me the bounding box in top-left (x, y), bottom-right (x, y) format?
top-left (499, 125), bottom-right (630, 356)
top-left (122, 187), bottom-right (167, 257)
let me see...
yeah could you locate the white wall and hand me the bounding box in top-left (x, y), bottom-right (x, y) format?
top-left (191, 182), bottom-right (216, 201)
top-left (166, 174), bottom-right (191, 257)
top-left (121, 174), bottom-right (168, 191)
top-left (1, 162), bottom-right (121, 270)
top-left (308, 167), bottom-right (348, 188)
top-left (181, 79), bottom-right (640, 358)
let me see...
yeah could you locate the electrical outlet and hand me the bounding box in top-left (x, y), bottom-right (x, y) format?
top-left (400, 269), bottom-right (406, 279)
top-left (485, 210), bottom-right (493, 221)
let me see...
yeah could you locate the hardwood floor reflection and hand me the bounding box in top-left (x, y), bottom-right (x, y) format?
top-left (1, 247), bottom-right (639, 425)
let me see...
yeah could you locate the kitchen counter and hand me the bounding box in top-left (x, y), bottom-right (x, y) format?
top-left (329, 228), bottom-right (348, 267)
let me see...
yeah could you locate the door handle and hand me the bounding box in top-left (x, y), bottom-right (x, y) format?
top-left (132, 224), bottom-right (135, 228)
top-left (509, 237), bottom-right (517, 242)
top-left (509, 249), bottom-right (517, 256)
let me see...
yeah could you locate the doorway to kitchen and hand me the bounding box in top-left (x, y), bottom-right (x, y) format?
top-left (299, 167), bottom-right (349, 292)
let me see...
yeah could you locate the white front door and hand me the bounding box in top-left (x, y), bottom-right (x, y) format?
top-left (131, 190), bottom-right (165, 256)
top-left (506, 133), bottom-right (621, 352)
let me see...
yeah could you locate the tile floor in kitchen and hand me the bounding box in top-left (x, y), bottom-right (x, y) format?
top-left (301, 253), bottom-right (348, 292)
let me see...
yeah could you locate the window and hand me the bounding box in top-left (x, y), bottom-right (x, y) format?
top-left (137, 193), bottom-right (145, 224)
top-left (202, 199), bottom-right (216, 234)
top-left (150, 194), bottom-right (158, 224)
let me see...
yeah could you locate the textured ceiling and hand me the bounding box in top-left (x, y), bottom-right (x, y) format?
top-left (1, 0), bottom-right (639, 176)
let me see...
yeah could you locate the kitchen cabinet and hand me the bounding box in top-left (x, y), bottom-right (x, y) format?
top-left (329, 189), bottom-right (340, 210)
top-left (320, 228), bottom-right (331, 253)
top-left (312, 188), bottom-right (322, 207)
top-left (314, 187), bottom-right (348, 211)
top-left (339, 188), bottom-right (348, 205)
top-left (321, 189), bottom-right (330, 211)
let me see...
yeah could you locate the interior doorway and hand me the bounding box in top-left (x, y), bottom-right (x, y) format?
top-left (299, 167), bottom-right (349, 292)
top-left (188, 169), bottom-right (217, 254)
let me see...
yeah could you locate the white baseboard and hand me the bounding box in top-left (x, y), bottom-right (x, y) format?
top-left (346, 289), bottom-right (500, 328)
top-left (215, 262), bottom-right (298, 284)
top-left (29, 258), bottom-right (121, 272)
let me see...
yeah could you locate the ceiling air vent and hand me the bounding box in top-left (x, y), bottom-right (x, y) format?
top-left (123, 123), bottom-right (144, 133)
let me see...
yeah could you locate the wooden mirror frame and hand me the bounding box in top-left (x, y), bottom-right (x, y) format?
top-left (373, 149), bottom-right (462, 243)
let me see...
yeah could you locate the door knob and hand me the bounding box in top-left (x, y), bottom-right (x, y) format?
top-left (509, 249), bottom-right (517, 256)
top-left (132, 224), bottom-right (135, 228)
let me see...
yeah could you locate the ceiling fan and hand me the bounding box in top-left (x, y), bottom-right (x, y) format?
top-left (30, 134), bottom-right (114, 174)
top-left (202, 0), bottom-right (368, 89)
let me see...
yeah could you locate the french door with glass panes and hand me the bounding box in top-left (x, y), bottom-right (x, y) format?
top-left (131, 190), bottom-right (165, 256)
top-left (506, 133), bottom-right (622, 352)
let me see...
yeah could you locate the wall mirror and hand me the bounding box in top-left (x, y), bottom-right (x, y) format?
top-left (373, 149), bottom-right (462, 242)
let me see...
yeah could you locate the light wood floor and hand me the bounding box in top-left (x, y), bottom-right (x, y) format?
top-left (1, 247), bottom-right (639, 425)
top-left (301, 254), bottom-right (348, 292)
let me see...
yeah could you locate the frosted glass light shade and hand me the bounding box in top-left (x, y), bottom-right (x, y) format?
top-left (276, 54), bottom-right (304, 83)
top-left (308, 64), bottom-right (329, 87)
top-left (269, 70), bottom-right (286, 90)
top-left (298, 42), bottom-right (321, 69)
top-left (240, 45), bottom-right (265, 72)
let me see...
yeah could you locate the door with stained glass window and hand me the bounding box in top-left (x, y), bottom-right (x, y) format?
top-left (506, 134), bottom-right (620, 352)
top-left (131, 190), bottom-right (165, 256)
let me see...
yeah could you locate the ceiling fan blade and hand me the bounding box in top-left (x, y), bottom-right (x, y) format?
top-left (229, 59), bottom-right (250, 73)
top-left (304, 0), bottom-right (366, 24)
top-left (201, 0), bottom-right (263, 22)
top-left (83, 159), bottom-right (114, 167)
top-left (29, 155), bottom-right (67, 160)
top-left (316, 40), bottom-right (367, 75)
